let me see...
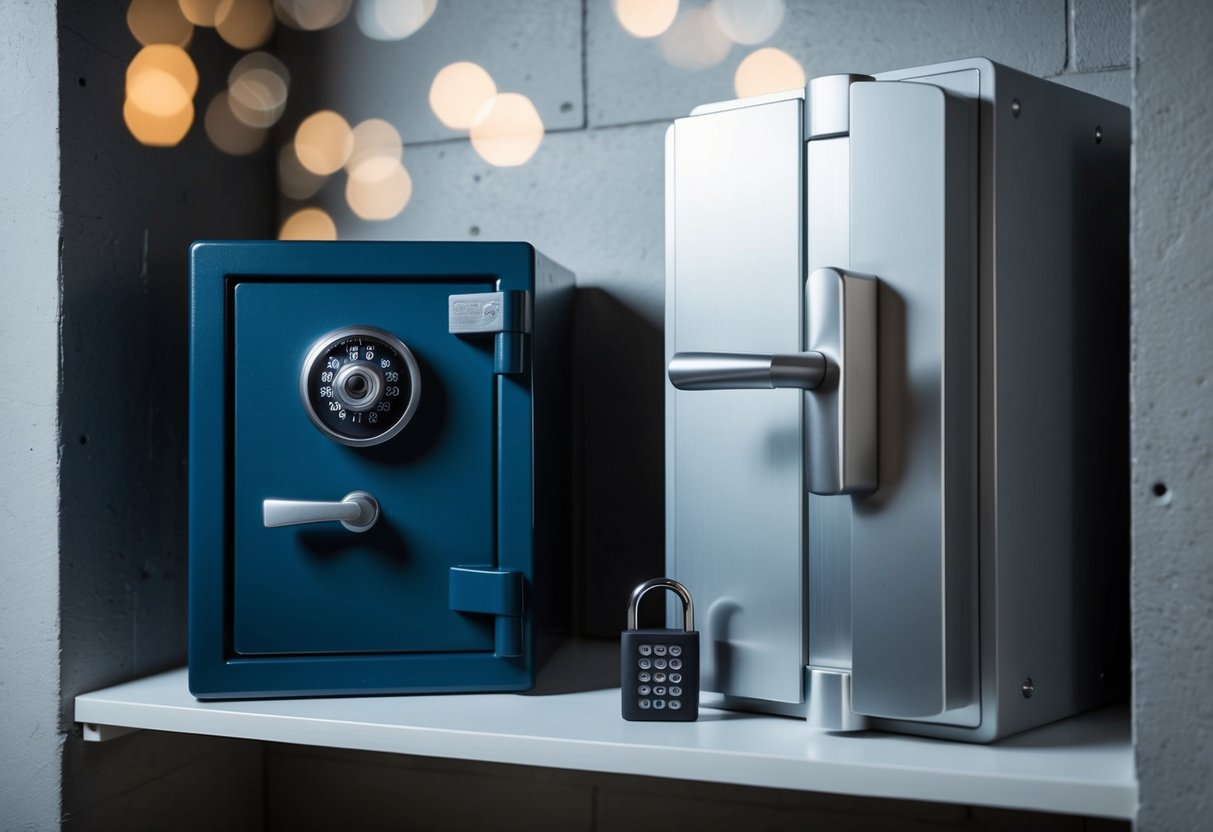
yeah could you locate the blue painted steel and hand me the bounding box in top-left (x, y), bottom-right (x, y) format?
top-left (188, 241), bottom-right (570, 699)
top-left (449, 567), bottom-right (524, 657)
top-left (449, 567), bottom-right (523, 616)
top-left (495, 332), bottom-right (526, 374)
top-left (234, 281), bottom-right (496, 655)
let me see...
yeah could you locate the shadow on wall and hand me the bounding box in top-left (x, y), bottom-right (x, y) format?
top-left (574, 287), bottom-right (666, 637)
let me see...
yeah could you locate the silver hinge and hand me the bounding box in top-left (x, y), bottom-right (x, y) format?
top-left (449, 291), bottom-right (531, 374)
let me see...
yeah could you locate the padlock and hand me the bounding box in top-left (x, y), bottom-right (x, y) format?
top-left (621, 578), bottom-right (699, 722)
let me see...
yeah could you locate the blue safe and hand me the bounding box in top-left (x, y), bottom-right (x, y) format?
top-left (188, 241), bottom-right (573, 699)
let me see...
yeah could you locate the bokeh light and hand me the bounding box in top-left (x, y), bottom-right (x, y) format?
top-left (279, 207), bottom-right (338, 240)
top-left (734, 47), bottom-right (805, 98)
top-left (345, 159), bottom-right (412, 220)
top-left (124, 98), bottom-right (194, 146)
top-left (711, 0), bottom-right (785, 45)
top-left (346, 118), bottom-right (404, 175)
top-left (469, 92), bottom-right (544, 168)
top-left (125, 44), bottom-right (197, 145)
top-left (205, 91), bottom-right (268, 154)
top-left (660, 7), bottom-right (732, 70)
top-left (215, 0), bottom-right (276, 49)
top-left (127, 0), bottom-right (194, 46)
top-left (429, 61), bottom-right (496, 130)
top-left (611, 0), bottom-right (677, 38)
top-left (128, 67), bottom-right (193, 116)
top-left (227, 51), bottom-right (290, 128)
top-left (356, 0), bottom-right (437, 40)
top-left (278, 143), bottom-right (329, 200)
top-left (274, 0), bottom-right (352, 29)
top-left (178, 0), bottom-right (224, 26)
top-left (127, 44), bottom-right (199, 100)
top-left (294, 110), bottom-right (354, 174)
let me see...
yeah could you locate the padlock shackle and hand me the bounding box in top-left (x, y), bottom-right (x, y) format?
top-left (627, 578), bottom-right (694, 632)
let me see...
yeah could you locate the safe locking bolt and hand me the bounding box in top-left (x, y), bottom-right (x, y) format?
top-left (300, 325), bottom-right (422, 447)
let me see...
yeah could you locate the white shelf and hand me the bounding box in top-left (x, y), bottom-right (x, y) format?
top-left (76, 655), bottom-right (1136, 820)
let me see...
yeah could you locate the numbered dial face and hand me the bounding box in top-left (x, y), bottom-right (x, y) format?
top-left (299, 326), bottom-right (421, 447)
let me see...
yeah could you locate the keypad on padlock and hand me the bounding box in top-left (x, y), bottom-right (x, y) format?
top-left (631, 642), bottom-right (693, 715)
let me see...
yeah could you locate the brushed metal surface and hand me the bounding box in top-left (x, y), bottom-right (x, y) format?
top-left (667, 97), bottom-right (806, 704)
top-left (804, 134), bottom-right (854, 672)
top-left (627, 578), bottom-right (695, 632)
top-left (668, 351), bottom-right (826, 390)
top-left (262, 491), bottom-right (380, 533)
top-left (848, 81), bottom-right (978, 722)
top-left (807, 74), bottom-right (875, 139)
top-left (805, 268), bottom-right (878, 495)
top-left (806, 667), bottom-right (870, 731)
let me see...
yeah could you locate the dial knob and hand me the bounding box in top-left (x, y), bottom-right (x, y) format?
top-left (299, 326), bottom-right (421, 447)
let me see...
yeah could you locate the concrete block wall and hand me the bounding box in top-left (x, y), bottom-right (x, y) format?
top-left (49, 1), bottom-right (272, 828)
top-left (0, 2), bottom-right (65, 829)
top-left (1130, 1), bottom-right (1213, 829)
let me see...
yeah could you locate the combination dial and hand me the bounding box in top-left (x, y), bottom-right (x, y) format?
top-left (300, 326), bottom-right (421, 447)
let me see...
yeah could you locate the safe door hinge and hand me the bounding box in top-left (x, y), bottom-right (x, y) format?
top-left (449, 566), bottom-right (525, 657)
top-left (448, 291), bottom-right (531, 375)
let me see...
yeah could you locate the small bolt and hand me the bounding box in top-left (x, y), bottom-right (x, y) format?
top-left (1011, 98), bottom-right (1022, 118)
top-left (1022, 677), bottom-right (1035, 699)
top-left (1094, 125), bottom-right (1104, 145)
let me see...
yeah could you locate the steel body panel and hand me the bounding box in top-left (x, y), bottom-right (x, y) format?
top-left (804, 136), bottom-right (854, 671)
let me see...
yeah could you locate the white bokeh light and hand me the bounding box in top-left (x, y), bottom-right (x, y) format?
top-left (429, 61), bottom-right (497, 130)
top-left (355, 0), bottom-right (437, 40)
top-left (660, 7), bottom-right (732, 70)
top-left (711, 0), bottom-right (785, 45)
top-left (611, 0), bottom-right (678, 38)
top-left (227, 52), bottom-right (290, 128)
top-left (345, 160), bottom-right (413, 220)
top-left (469, 92), bottom-right (544, 168)
top-left (733, 47), bottom-right (805, 99)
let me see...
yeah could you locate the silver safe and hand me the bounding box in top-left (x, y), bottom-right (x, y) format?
top-left (664, 58), bottom-right (1128, 742)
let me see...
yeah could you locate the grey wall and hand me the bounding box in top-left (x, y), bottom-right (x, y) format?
top-left (0, 2), bottom-right (63, 829)
top-left (52, 1), bottom-right (272, 828)
top-left (1131, 0), bottom-right (1213, 828)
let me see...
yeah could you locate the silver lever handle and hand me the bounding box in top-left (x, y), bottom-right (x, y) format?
top-left (263, 491), bottom-right (380, 533)
top-left (666, 269), bottom-right (878, 496)
top-left (667, 352), bottom-right (826, 391)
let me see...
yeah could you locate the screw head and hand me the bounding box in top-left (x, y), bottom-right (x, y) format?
top-left (1011, 97), bottom-right (1022, 118)
top-left (1094, 125), bottom-right (1104, 145)
top-left (1022, 677), bottom-right (1035, 699)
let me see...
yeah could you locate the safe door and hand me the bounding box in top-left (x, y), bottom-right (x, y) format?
top-left (189, 241), bottom-right (571, 699)
top-left (233, 280), bottom-right (496, 657)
